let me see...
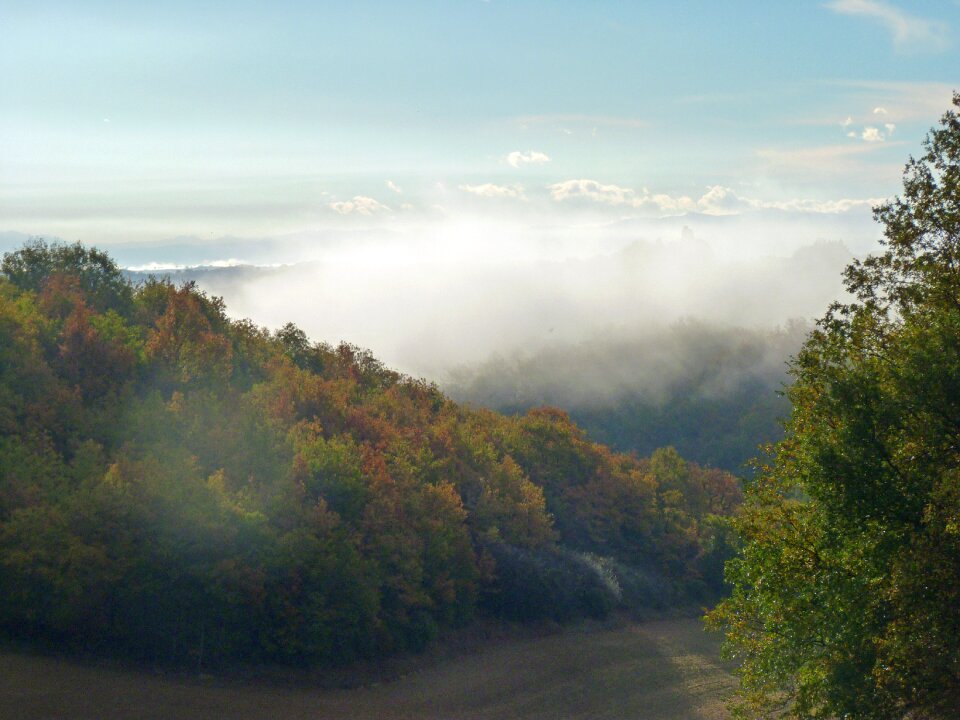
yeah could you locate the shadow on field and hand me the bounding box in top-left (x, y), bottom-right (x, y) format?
top-left (0, 618), bottom-right (733, 720)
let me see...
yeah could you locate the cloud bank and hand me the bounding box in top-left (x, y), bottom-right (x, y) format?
top-left (138, 222), bottom-right (863, 380)
top-left (547, 179), bottom-right (880, 216)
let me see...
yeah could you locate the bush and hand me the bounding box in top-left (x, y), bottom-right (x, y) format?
top-left (481, 542), bottom-right (618, 622)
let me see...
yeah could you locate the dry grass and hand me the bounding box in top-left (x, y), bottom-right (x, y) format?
top-left (0, 617), bottom-right (734, 720)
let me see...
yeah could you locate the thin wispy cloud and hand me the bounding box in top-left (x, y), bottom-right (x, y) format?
top-left (386, 180), bottom-right (403, 194)
top-left (506, 150), bottom-right (551, 168)
top-left (516, 114), bottom-right (647, 131)
top-left (756, 140), bottom-right (895, 182)
top-left (754, 195), bottom-right (883, 214)
top-left (800, 83), bottom-right (953, 129)
top-left (825, 0), bottom-right (950, 52)
top-left (838, 81), bottom-right (955, 122)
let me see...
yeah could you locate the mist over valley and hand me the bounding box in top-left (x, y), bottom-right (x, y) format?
top-left (113, 225), bottom-right (854, 470)
top-left (5, 2), bottom-right (960, 717)
top-left (119, 227), bottom-right (852, 374)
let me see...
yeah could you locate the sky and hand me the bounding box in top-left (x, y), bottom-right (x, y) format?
top-left (2, 1), bottom-right (957, 248)
top-left (2, 2), bottom-right (959, 374)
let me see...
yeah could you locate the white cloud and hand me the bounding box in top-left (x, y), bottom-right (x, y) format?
top-left (836, 105), bottom-right (898, 143)
top-left (757, 142), bottom-right (892, 182)
top-left (506, 150), bottom-right (551, 168)
top-left (698, 187), bottom-right (882, 215)
top-left (329, 196), bottom-right (390, 215)
top-left (459, 183), bottom-right (527, 199)
top-left (648, 193), bottom-right (698, 213)
top-left (825, 0), bottom-right (949, 52)
top-left (548, 179), bottom-right (693, 212)
top-left (549, 179), bottom-right (879, 217)
top-left (386, 180), bottom-right (402, 194)
top-left (549, 179), bottom-right (638, 205)
top-left (696, 186), bottom-right (753, 215)
top-left (549, 179), bottom-right (704, 214)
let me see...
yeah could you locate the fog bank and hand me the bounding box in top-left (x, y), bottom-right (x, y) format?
top-left (128, 226), bottom-right (854, 380)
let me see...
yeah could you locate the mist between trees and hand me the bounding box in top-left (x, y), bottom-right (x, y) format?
top-left (447, 319), bottom-right (811, 473)
top-left (120, 233), bottom-right (854, 473)
top-left (122, 232), bottom-right (853, 381)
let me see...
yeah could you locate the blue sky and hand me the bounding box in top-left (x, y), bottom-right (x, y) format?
top-left (1, 1), bottom-right (958, 252)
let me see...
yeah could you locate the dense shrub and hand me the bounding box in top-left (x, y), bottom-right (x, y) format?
top-left (480, 543), bottom-right (618, 622)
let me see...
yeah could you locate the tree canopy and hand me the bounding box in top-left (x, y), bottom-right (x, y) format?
top-left (707, 93), bottom-right (960, 719)
top-left (0, 238), bottom-right (740, 668)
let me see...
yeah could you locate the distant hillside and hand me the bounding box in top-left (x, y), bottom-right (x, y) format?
top-left (448, 320), bottom-right (807, 473)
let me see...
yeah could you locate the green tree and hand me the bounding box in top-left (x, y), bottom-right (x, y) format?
top-left (2, 239), bottom-right (134, 316)
top-left (707, 94), bottom-right (960, 718)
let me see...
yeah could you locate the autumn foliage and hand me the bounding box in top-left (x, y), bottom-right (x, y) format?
top-left (0, 240), bottom-right (740, 667)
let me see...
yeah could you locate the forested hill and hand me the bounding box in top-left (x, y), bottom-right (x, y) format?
top-left (0, 240), bottom-right (740, 668)
top-left (448, 321), bottom-right (808, 473)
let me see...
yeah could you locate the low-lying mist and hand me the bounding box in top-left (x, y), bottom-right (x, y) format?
top-left (447, 320), bottom-right (809, 471)
top-left (126, 227), bottom-right (853, 381)
top-left (120, 215), bottom-right (862, 470)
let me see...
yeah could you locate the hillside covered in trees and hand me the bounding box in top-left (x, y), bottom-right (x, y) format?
top-left (448, 321), bottom-right (810, 473)
top-left (0, 240), bottom-right (740, 668)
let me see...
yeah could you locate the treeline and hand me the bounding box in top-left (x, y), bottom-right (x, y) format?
top-left (448, 321), bottom-right (808, 472)
top-left (0, 240), bottom-right (740, 668)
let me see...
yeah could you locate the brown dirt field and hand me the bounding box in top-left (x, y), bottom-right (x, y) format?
top-left (0, 618), bottom-right (735, 720)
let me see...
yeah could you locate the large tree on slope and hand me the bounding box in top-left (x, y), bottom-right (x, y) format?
top-left (708, 94), bottom-right (960, 719)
